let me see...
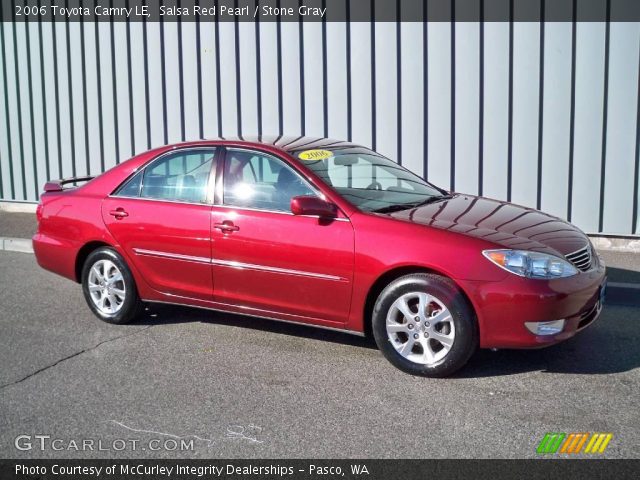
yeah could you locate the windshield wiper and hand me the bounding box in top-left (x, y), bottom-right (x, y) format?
top-left (371, 194), bottom-right (454, 214)
top-left (371, 203), bottom-right (421, 213)
top-left (413, 193), bottom-right (454, 207)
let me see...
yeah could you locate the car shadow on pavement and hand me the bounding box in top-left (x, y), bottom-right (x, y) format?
top-left (133, 303), bottom-right (638, 377)
top-left (457, 310), bottom-right (640, 378)
top-left (134, 303), bottom-right (378, 350)
top-left (605, 266), bottom-right (640, 285)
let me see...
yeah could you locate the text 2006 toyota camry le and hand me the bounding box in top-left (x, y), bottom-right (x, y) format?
top-left (33, 137), bottom-right (606, 377)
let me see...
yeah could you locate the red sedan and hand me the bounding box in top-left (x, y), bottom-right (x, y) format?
top-left (33, 137), bottom-right (607, 377)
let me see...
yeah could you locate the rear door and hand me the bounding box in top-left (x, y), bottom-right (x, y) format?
top-left (102, 148), bottom-right (218, 300)
top-left (210, 147), bottom-right (354, 325)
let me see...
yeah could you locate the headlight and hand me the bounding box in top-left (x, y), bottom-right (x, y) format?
top-left (482, 249), bottom-right (578, 279)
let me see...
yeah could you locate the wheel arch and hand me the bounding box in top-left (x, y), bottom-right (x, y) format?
top-left (362, 266), bottom-right (478, 338)
top-left (74, 241), bottom-right (114, 283)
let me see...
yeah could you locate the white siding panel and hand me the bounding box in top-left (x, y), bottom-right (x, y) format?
top-left (540, 22), bottom-right (572, 220)
top-left (427, 22), bottom-right (451, 189)
top-left (199, 23), bottom-right (218, 139)
top-left (349, 22), bottom-right (372, 148)
top-left (302, 21), bottom-right (324, 138)
top-left (238, 21), bottom-right (259, 136)
top-left (571, 22), bottom-right (606, 232)
top-left (482, 22), bottom-right (509, 200)
top-left (163, 22), bottom-right (183, 143)
top-left (0, 21), bottom-right (13, 195)
top-left (280, 21), bottom-right (301, 135)
top-left (454, 22), bottom-right (479, 194)
top-left (602, 22), bottom-right (640, 234)
top-left (130, 22), bottom-right (148, 154)
top-left (259, 22), bottom-right (279, 135)
top-left (55, 21), bottom-right (74, 179)
top-left (113, 22), bottom-right (132, 161)
top-left (400, 21), bottom-right (424, 178)
top-left (98, 22), bottom-right (117, 169)
top-left (16, 21), bottom-right (35, 199)
top-left (326, 22), bottom-right (348, 141)
top-left (82, 20), bottom-right (101, 175)
top-left (511, 21), bottom-right (540, 207)
top-left (146, 22), bottom-right (165, 148)
top-left (374, 22), bottom-right (397, 162)
top-left (182, 22), bottom-right (201, 142)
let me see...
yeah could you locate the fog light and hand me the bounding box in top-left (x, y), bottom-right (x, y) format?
top-left (524, 319), bottom-right (565, 336)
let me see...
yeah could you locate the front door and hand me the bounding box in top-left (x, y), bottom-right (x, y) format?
top-left (102, 148), bottom-right (218, 300)
top-left (210, 147), bottom-right (354, 325)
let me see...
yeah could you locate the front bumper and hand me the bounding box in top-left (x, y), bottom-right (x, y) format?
top-left (459, 260), bottom-right (607, 349)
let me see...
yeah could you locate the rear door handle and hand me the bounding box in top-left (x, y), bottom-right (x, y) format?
top-left (214, 221), bottom-right (239, 233)
top-left (109, 208), bottom-right (129, 219)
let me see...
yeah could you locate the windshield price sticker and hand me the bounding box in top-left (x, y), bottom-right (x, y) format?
top-left (298, 149), bottom-right (333, 161)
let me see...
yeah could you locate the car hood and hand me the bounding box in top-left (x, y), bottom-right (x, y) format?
top-left (385, 194), bottom-right (589, 257)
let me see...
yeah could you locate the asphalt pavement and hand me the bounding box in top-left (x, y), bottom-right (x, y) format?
top-left (0, 212), bottom-right (37, 239)
top-left (0, 251), bottom-right (639, 459)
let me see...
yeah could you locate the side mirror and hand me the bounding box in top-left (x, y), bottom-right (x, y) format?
top-left (290, 196), bottom-right (338, 218)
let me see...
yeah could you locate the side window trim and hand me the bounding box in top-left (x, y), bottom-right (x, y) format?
top-left (219, 146), bottom-right (320, 214)
top-left (112, 147), bottom-right (219, 205)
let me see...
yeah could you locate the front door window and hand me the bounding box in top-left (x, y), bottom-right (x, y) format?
top-left (223, 149), bottom-right (316, 212)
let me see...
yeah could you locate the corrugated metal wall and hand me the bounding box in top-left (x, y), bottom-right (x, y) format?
top-left (1, 9), bottom-right (639, 234)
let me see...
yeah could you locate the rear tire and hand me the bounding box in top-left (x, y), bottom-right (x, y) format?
top-left (81, 247), bottom-right (144, 325)
top-left (372, 273), bottom-right (477, 378)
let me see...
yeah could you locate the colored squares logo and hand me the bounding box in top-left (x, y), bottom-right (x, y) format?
top-left (537, 433), bottom-right (613, 455)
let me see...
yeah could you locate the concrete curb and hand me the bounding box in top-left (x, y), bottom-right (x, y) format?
top-left (0, 201), bottom-right (38, 213)
top-left (590, 236), bottom-right (640, 253)
top-left (0, 237), bottom-right (34, 254)
top-left (0, 236), bottom-right (637, 307)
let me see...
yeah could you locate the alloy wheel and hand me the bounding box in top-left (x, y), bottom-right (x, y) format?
top-left (386, 291), bottom-right (456, 365)
top-left (87, 259), bottom-right (126, 315)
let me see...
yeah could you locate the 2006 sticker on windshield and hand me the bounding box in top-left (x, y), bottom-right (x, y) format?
top-left (298, 149), bottom-right (333, 161)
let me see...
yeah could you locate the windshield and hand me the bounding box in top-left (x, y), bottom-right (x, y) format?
top-left (293, 147), bottom-right (447, 212)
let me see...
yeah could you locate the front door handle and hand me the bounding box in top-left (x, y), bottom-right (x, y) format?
top-left (214, 221), bottom-right (239, 233)
top-left (109, 208), bottom-right (129, 219)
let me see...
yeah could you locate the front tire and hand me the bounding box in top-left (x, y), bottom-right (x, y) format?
top-left (372, 273), bottom-right (477, 377)
top-left (81, 247), bottom-right (143, 325)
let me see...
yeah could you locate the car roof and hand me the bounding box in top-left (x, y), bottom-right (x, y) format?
top-left (197, 135), bottom-right (366, 154)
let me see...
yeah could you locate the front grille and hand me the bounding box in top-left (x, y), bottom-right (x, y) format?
top-left (565, 245), bottom-right (592, 272)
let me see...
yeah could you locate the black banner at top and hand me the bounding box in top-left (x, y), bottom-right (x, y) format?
top-left (2, 0), bottom-right (640, 22)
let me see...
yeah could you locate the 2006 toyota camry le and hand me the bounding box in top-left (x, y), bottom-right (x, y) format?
top-left (33, 136), bottom-right (607, 377)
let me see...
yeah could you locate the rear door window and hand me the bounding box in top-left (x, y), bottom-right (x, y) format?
top-left (115, 149), bottom-right (217, 204)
